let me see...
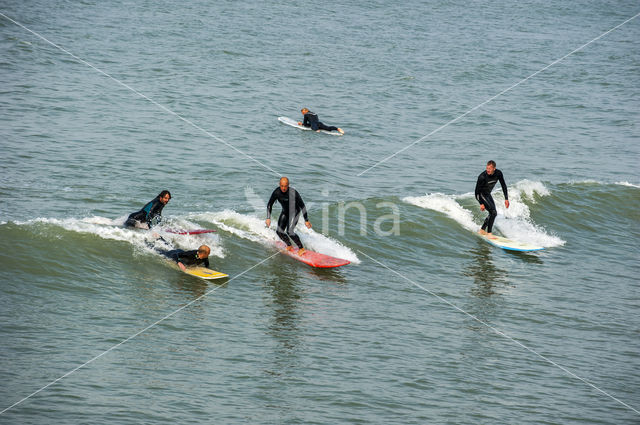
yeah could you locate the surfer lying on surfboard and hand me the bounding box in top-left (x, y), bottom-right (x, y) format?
top-left (475, 160), bottom-right (510, 239)
top-left (298, 108), bottom-right (344, 134)
top-left (159, 244), bottom-right (211, 271)
top-left (265, 177), bottom-right (312, 256)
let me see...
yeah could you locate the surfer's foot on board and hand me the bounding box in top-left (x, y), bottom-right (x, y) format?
top-left (337, 128), bottom-right (344, 134)
top-left (286, 245), bottom-right (294, 252)
top-left (479, 229), bottom-right (498, 239)
top-left (297, 248), bottom-right (306, 256)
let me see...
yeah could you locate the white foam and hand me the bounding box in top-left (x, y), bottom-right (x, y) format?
top-left (404, 193), bottom-right (477, 231)
top-left (567, 179), bottom-right (600, 185)
top-left (511, 179), bottom-right (551, 199)
top-left (493, 216), bottom-right (565, 248)
top-left (404, 183), bottom-right (565, 248)
top-left (17, 216), bottom-right (225, 258)
top-left (192, 209), bottom-right (360, 263)
top-left (615, 181), bottom-right (640, 188)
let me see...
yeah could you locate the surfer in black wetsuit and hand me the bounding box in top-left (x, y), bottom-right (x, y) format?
top-left (124, 190), bottom-right (171, 229)
top-left (475, 160), bottom-right (510, 239)
top-left (298, 108), bottom-right (344, 134)
top-left (162, 245), bottom-right (211, 271)
top-left (265, 177), bottom-right (312, 255)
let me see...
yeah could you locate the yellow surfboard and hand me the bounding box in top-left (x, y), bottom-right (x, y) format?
top-left (182, 266), bottom-right (228, 280)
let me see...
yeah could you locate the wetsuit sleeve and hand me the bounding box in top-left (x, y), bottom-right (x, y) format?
top-left (302, 114), bottom-right (310, 127)
top-left (266, 189), bottom-right (278, 219)
top-left (141, 200), bottom-right (155, 226)
top-left (204, 258), bottom-right (210, 268)
top-left (175, 251), bottom-right (189, 264)
top-left (296, 191), bottom-right (309, 221)
top-left (475, 174), bottom-right (484, 203)
top-left (147, 198), bottom-right (164, 227)
top-left (498, 170), bottom-right (508, 200)
top-left (175, 250), bottom-right (200, 267)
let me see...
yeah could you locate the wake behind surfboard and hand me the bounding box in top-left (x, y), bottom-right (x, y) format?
top-left (166, 229), bottom-right (216, 235)
top-left (274, 241), bottom-right (350, 268)
top-left (278, 116), bottom-right (343, 136)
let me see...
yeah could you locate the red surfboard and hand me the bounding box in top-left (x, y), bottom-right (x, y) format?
top-left (275, 241), bottom-right (350, 268)
top-left (166, 229), bottom-right (216, 235)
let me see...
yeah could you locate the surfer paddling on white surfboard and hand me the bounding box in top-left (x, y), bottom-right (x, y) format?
top-left (265, 177), bottom-right (312, 256)
top-left (475, 160), bottom-right (510, 239)
top-left (298, 108), bottom-right (344, 134)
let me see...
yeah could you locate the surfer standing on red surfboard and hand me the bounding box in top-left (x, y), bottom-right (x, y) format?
top-left (475, 160), bottom-right (510, 239)
top-left (265, 177), bottom-right (312, 256)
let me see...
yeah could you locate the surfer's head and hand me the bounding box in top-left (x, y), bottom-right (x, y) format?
top-left (486, 160), bottom-right (496, 175)
top-left (158, 190), bottom-right (172, 204)
top-left (197, 245), bottom-right (210, 259)
top-left (279, 177), bottom-right (289, 192)
top-left (301, 108), bottom-right (309, 114)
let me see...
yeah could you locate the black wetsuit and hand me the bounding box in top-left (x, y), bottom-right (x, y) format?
top-left (266, 187), bottom-right (309, 249)
top-left (125, 196), bottom-right (166, 228)
top-left (302, 111), bottom-right (339, 132)
top-left (475, 169), bottom-right (508, 234)
top-left (163, 249), bottom-right (210, 268)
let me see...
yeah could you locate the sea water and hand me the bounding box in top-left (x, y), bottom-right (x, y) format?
top-left (1, 0), bottom-right (639, 423)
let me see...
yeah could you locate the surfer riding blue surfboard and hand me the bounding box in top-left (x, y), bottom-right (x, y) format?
top-left (475, 160), bottom-right (509, 240)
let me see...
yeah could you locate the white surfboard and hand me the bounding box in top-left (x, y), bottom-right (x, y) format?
top-left (479, 233), bottom-right (544, 252)
top-left (278, 116), bottom-right (343, 136)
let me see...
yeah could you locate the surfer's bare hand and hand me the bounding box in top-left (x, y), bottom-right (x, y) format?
top-left (265, 218), bottom-right (271, 227)
top-left (297, 122), bottom-right (302, 125)
top-left (305, 221), bottom-right (312, 229)
top-left (505, 200), bottom-right (510, 209)
top-left (480, 204), bottom-right (485, 211)
top-left (178, 262), bottom-right (186, 271)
